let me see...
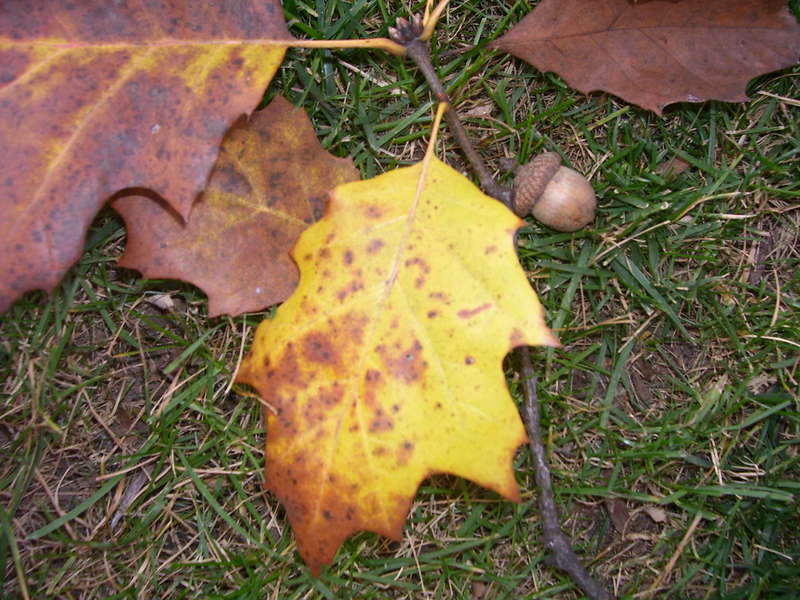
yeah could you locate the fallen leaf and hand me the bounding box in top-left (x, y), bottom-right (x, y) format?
top-left (462, 102), bottom-right (493, 118)
top-left (644, 505), bottom-right (667, 524)
top-left (471, 581), bottom-right (489, 599)
top-left (144, 293), bottom-right (176, 312)
top-left (746, 373), bottom-right (776, 395)
top-left (746, 235), bottom-right (776, 286)
top-left (113, 96), bottom-right (359, 317)
top-left (111, 467), bottom-right (152, 531)
top-left (491, 0), bottom-right (800, 114)
top-left (655, 157), bottom-right (690, 179)
top-left (0, 1), bottom-right (292, 312)
top-left (604, 497), bottom-right (630, 533)
top-left (237, 153), bottom-right (557, 575)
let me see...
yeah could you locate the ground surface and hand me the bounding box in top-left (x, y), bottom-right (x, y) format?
top-left (2, 1), bottom-right (799, 598)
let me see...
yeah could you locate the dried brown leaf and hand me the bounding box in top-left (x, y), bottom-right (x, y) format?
top-left (0, 1), bottom-right (292, 312)
top-left (491, 0), bottom-right (800, 114)
top-left (113, 97), bottom-right (359, 317)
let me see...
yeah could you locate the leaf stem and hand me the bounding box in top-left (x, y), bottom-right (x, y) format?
top-left (519, 347), bottom-right (614, 600)
top-left (403, 38), bottom-right (513, 206)
top-left (425, 102), bottom-right (449, 158)
top-left (421, 0), bottom-right (450, 41)
top-left (287, 37), bottom-right (407, 57)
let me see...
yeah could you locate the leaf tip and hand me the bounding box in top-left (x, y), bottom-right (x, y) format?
top-left (543, 329), bottom-right (561, 348)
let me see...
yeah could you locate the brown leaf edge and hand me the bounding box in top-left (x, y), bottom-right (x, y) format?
top-left (113, 96), bottom-right (360, 317)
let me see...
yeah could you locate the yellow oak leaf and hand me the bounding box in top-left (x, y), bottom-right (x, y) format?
top-left (237, 153), bottom-right (558, 575)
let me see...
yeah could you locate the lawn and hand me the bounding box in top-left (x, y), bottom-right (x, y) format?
top-left (1, 1), bottom-right (799, 598)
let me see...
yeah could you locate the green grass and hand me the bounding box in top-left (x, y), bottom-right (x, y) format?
top-left (2, 1), bottom-right (799, 598)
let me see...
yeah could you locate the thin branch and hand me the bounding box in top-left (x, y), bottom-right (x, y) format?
top-left (402, 38), bottom-right (513, 206)
top-left (390, 18), bottom-right (611, 599)
top-left (519, 347), bottom-right (613, 600)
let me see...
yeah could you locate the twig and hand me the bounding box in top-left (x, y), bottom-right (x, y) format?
top-left (519, 347), bottom-right (613, 600)
top-left (391, 24), bottom-right (512, 206)
top-left (390, 16), bottom-right (611, 598)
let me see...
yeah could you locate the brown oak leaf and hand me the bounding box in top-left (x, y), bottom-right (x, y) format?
top-left (491, 0), bottom-right (800, 114)
top-left (0, 1), bottom-right (292, 312)
top-left (113, 96), bottom-right (359, 317)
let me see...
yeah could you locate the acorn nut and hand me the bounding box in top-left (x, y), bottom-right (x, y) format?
top-left (513, 152), bottom-right (597, 232)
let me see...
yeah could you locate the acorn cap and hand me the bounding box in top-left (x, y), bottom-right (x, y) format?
top-left (512, 152), bottom-right (561, 217)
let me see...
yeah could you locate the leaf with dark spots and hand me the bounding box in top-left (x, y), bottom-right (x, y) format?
top-left (336, 279), bottom-right (365, 302)
top-left (364, 204), bottom-right (385, 219)
top-left (429, 291), bottom-right (451, 304)
top-left (458, 303), bottom-right (493, 320)
top-left (237, 153), bottom-right (558, 576)
top-left (112, 96), bottom-right (359, 316)
top-left (0, 1), bottom-right (295, 312)
top-left (396, 441), bottom-right (415, 467)
top-left (368, 408), bottom-right (394, 432)
top-left (302, 332), bottom-right (340, 368)
top-left (491, 0), bottom-right (800, 114)
top-left (367, 238), bottom-right (386, 254)
top-left (378, 339), bottom-right (426, 384)
top-left (404, 257), bottom-right (431, 273)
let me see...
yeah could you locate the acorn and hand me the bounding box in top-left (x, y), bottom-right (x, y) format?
top-left (512, 152), bottom-right (597, 232)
